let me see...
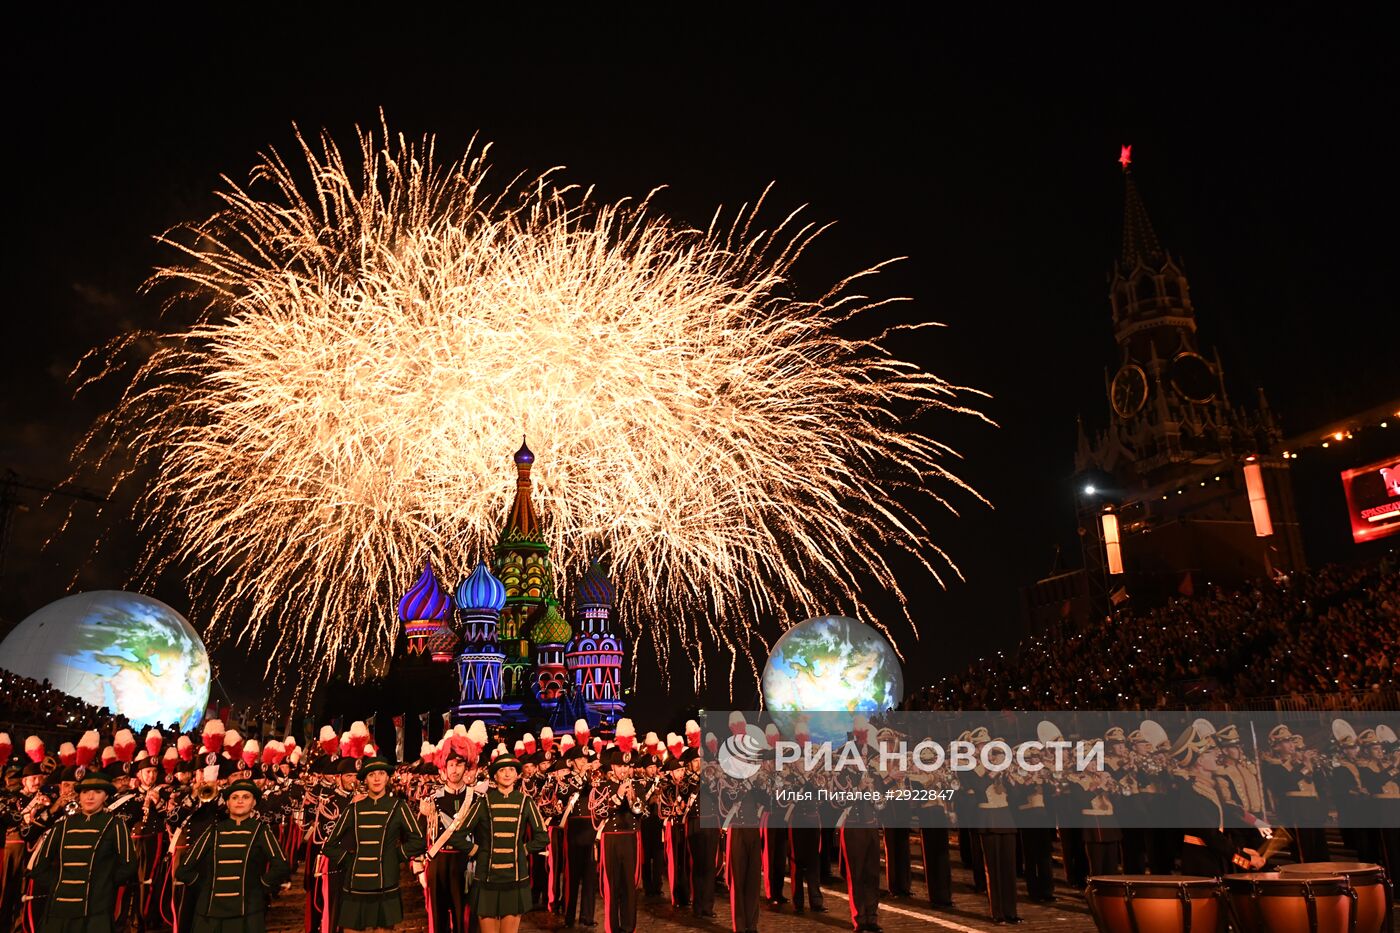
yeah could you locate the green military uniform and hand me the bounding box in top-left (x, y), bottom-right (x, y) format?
top-left (321, 785), bottom-right (425, 929)
top-left (174, 812), bottom-right (290, 933)
top-left (464, 764), bottom-right (549, 918)
top-left (27, 793), bottom-right (136, 933)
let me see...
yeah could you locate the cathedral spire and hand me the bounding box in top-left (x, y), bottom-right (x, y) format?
top-left (501, 436), bottom-right (544, 544)
top-left (1120, 150), bottom-right (1164, 267)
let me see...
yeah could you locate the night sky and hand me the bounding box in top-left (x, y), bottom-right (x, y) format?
top-left (3, 10), bottom-right (1395, 720)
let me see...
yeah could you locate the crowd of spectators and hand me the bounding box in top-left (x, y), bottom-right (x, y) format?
top-left (0, 668), bottom-right (123, 735)
top-left (908, 555), bottom-right (1400, 711)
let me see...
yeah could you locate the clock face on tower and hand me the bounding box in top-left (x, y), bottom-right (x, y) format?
top-left (1170, 352), bottom-right (1217, 404)
top-left (1111, 364), bottom-right (1149, 419)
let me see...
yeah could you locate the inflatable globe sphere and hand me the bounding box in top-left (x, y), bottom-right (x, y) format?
top-left (0, 591), bottom-right (210, 730)
top-left (762, 615), bottom-right (903, 745)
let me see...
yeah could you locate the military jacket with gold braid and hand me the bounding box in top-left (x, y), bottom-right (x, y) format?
top-left (463, 787), bottom-right (549, 885)
top-left (27, 810), bottom-right (137, 920)
top-left (321, 793), bottom-right (425, 895)
top-left (174, 816), bottom-right (291, 918)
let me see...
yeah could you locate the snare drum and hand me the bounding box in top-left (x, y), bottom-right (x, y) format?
top-left (1224, 872), bottom-right (1353, 933)
top-left (1085, 875), bottom-right (1226, 933)
top-left (1281, 862), bottom-right (1394, 933)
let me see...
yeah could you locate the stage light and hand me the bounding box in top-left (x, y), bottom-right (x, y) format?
top-left (1335, 432), bottom-right (1345, 441)
top-left (1323, 442), bottom-right (1330, 448)
top-left (1243, 463), bottom-right (1273, 537)
top-left (1102, 512), bottom-right (1124, 575)
top-left (1084, 485), bottom-right (1096, 495)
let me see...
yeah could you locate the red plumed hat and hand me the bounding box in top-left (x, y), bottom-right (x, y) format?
top-left (76, 730), bottom-right (100, 766)
top-left (202, 720), bottom-right (225, 754)
top-left (113, 729), bottom-right (136, 763)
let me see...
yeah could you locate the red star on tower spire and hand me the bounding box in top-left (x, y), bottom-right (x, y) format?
top-left (1119, 144), bottom-right (1133, 172)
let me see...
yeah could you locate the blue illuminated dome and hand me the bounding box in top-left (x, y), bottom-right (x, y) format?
top-left (455, 560), bottom-right (507, 613)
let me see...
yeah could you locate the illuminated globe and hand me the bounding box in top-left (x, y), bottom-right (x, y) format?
top-left (0, 591), bottom-right (210, 730)
top-left (762, 614), bottom-right (903, 744)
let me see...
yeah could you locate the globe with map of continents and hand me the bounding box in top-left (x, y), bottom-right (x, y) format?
top-left (0, 591), bottom-right (210, 730)
top-left (761, 614), bottom-right (903, 745)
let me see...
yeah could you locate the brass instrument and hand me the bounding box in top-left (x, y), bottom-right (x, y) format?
top-left (196, 783), bottom-right (220, 804)
top-left (19, 792), bottom-right (52, 823)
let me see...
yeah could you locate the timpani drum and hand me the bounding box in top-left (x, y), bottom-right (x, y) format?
top-left (1085, 875), bottom-right (1226, 933)
top-left (1224, 872), bottom-right (1354, 933)
top-left (1281, 862), bottom-right (1394, 933)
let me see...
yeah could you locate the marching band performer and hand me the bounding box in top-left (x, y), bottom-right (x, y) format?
top-left (724, 756), bottom-right (767, 933)
top-left (173, 779), bottom-right (290, 933)
top-left (657, 756), bottom-right (691, 910)
top-left (27, 772), bottom-right (137, 933)
top-left (128, 753), bottom-right (167, 932)
top-left (533, 758), bottom-right (566, 917)
top-left (683, 751), bottom-right (719, 920)
top-left (417, 748), bottom-right (477, 933)
top-left (320, 758), bottom-right (425, 933)
top-left (1075, 734), bottom-right (1123, 878)
top-left (1261, 724), bottom-right (1331, 863)
top-left (637, 755), bottom-right (664, 900)
top-left (559, 747), bottom-right (596, 927)
top-left (879, 768), bottom-right (912, 900)
top-left (518, 752), bottom-right (550, 913)
top-left (1172, 724), bottom-right (1264, 877)
top-left (837, 756), bottom-right (886, 933)
top-left (1355, 728), bottom-right (1399, 876)
top-left (1212, 724), bottom-right (1271, 858)
top-left (786, 754), bottom-right (826, 914)
top-left (591, 748), bottom-right (642, 933)
top-left (1008, 744), bottom-right (1052, 905)
top-left (964, 728), bottom-right (1018, 925)
top-left (462, 754), bottom-right (549, 933)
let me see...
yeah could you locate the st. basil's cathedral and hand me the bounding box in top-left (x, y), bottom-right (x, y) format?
top-left (392, 440), bottom-right (626, 730)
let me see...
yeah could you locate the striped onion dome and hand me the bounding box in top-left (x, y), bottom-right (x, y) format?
top-left (455, 560), bottom-right (507, 612)
top-left (578, 558), bottom-right (614, 610)
top-left (397, 560), bottom-right (449, 621)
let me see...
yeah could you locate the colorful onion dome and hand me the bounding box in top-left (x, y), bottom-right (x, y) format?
top-left (529, 602), bottom-right (572, 646)
top-left (514, 436), bottom-right (535, 465)
top-left (427, 624), bottom-right (459, 663)
top-left (578, 558), bottom-right (614, 609)
top-left (455, 560), bottom-right (507, 612)
top-left (398, 559), bottom-right (450, 621)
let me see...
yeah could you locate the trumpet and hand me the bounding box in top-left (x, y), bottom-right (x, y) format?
top-left (196, 783), bottom-right (221, 804)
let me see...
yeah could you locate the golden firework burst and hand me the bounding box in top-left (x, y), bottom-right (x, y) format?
top-left (74, 120), bottom-right (991, 702)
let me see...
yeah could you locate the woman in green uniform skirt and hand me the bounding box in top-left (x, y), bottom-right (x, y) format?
top-left (174, 779), bottom-right (291, 933)
top-left (322, 758), bottom-right (426, 932)
top-left (465, 754), bottom-right (549, 933)
top-left (27, 773), bottom-right (136, 933)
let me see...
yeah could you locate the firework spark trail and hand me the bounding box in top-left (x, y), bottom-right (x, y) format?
top-left (74, 122), bottom-right (992, 701)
